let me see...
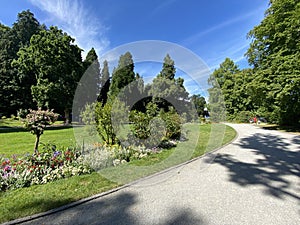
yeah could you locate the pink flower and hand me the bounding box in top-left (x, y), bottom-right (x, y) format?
top-left (4, 165), bottom-right (11, 172)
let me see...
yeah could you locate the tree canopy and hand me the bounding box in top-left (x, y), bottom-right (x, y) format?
top-left (0, 10), bottom-right (43, 116)
top-left (13, 26), bottom-right (83, 123)
top-left (208, 0), bottom-right (300, 125)
top-left (109, 52), bottom-right (136, 99)
top-left (246, 0), bottom-right (300, 124)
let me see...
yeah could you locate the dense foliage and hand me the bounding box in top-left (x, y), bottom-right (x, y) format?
top-left (208, 58), bottom-right (254, 121)
top-left (109, 52), bottom-right (137, 100)
top-left (209, 0), bottom-right (300, 125)
top-left (0, 10), bottom-right (86, 121)
top-left (246, 0), bottom-right (300, 125)
top-left (13, 26), bottom-right (83, 124)
top-left (0, 10), bottom-right (43, 116)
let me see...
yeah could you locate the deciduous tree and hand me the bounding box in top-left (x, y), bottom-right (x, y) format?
top-left (14, 26), bottom-right (83, 124)
top-left (246, 0), bottom-right (300, 124)
top-left (0, 10), bottom-right (42, 116)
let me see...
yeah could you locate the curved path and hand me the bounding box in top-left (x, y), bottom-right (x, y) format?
top-left (8, 124), bottom-right (300, 225)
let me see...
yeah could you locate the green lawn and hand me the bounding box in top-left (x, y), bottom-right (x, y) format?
top-left (0, 126), bottom-right (77, 157)
top-left (0, 118), bottom-right (23, 127)
top-left (0, 123), bottom-right (236, 223)
top-left (0, 118), bottom-right (65, 128)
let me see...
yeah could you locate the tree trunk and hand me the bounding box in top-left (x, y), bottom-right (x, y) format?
top-left (34, 134), bottom-right (40, 154)
top-left (64, 108), bottom-right (70, 125)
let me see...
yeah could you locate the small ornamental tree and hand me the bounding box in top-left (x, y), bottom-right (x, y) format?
top-left (23, 108), bottom-right (58, 153)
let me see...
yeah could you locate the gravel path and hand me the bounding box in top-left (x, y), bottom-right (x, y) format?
top-left (6, 124), bottom-right (300, 225)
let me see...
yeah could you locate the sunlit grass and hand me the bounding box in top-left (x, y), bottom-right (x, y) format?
top-left (0, 127), bottom-right (77, 157)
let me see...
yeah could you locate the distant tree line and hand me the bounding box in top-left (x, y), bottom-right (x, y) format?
top-left (208, 0), bottom-right (300, 125)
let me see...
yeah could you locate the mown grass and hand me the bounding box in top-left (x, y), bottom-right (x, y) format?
top-left (0, 118), bottom-right (23, 127)
top-left (0, 127), bottom-right (77, 157)
top-left (0, 118), bottom-right (65, 128)
top-left (0, 123), bottom-right (236, 223)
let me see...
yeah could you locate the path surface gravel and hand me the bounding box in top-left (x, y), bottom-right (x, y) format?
top-left (6, 124), bottom-right (300, 225)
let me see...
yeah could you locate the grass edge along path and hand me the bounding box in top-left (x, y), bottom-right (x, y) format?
top-left (0, 124), bottom-right (236, 223)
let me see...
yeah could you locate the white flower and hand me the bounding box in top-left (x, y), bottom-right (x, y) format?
top-left (113, 159), bottom-right (121, 166)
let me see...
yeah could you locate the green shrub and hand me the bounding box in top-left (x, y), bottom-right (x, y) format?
top-left (80, 103), bottom-right (98, 135)
top-left (234, 111), bottom-right (254, 123)
top-left (128, 104), bottom-right (182, 146)
top-left (95, 102), bottom-right (117, 145)
top-left (129, 110), bottom-right (151, 140)
top-left (95, 100), bottom-right (128, 145)
top-left (160, 109), bottom-right (182, 139)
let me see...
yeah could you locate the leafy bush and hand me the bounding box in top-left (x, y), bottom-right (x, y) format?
top-left (80, 103), bottom-right (97, 135)
top-left (129, 112), bottom-right (166, 147)
top-left (160, 109), bottom-right (182, 139)
top-left (128, 103), bottom-right (182, 147)
top-left (129, 110), bottom-right (150, 140)
top-left (94, 100), bottom-right (128, 145)
top-left (234, 111), bottom-right (254, 123)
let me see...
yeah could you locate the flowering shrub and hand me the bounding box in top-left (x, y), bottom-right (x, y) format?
top-left (0, 146), bottom-right (92, 191)
top-left (78, 143), bottom-right (165, 170)
top-left (22, 108), bottom-right (59, 153)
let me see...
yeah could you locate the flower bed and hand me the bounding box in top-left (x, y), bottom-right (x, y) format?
top-left (78, 140), bottom-right (177, 170)
top-left (0, 140), bottom-right (178, 191)
top-left (0, 146), bottom-right (92, 191)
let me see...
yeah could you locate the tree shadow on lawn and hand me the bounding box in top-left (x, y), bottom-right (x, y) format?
top-left (0, 127), bottom-right (25, 133)
top-left (212, 133), bottom-right (300, 202)
top-left (24, 192), bottom-right (207, 225)
top-left (0, 125), bottom-right (73, 134)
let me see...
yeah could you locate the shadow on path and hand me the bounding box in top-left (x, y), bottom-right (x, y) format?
top-left (25, 192), bottom-right (207, 225)
top-left (213, 133), bottom-right (300, 202)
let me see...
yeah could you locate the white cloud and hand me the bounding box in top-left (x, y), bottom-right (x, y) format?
top-left (151, 0), bottom-right (178, 15)
top-left (205, 39), bottom-right (250, 70)
top-left (29, 0), bottom-right (109, 58)
top-left (183, 5), bottom-right (267, 46)
top-left (181, 3), bottom-right (268, 70)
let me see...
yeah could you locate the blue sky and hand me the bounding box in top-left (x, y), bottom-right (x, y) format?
top-left (0, 0), bottom-right (269, 95)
